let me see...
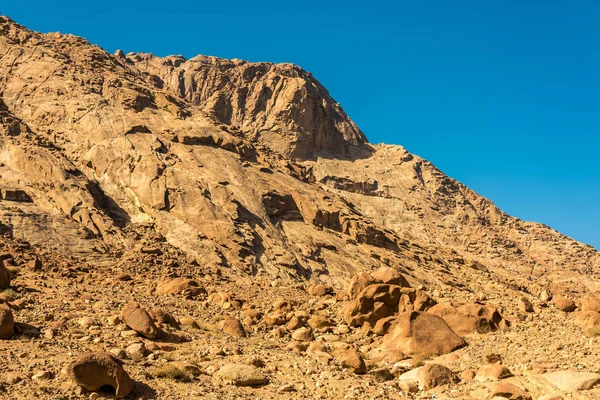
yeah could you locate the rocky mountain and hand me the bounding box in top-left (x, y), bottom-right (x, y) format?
top-left (0, 16), bottom-right (599, 400)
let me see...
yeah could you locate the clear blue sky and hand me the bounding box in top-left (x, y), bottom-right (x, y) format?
top-left (3, 1), bottom-right (599, 249)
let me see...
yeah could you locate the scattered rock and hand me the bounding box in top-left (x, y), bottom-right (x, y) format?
top-left (552, 295), bottom-right (576, 312)
top-left (120, 301), bottom-right (159, 339)
top-left (331, 344), bottom-right (366, 374)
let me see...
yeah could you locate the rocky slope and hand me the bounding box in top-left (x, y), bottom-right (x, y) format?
top-left (0, 16), bottom-right (599, 400)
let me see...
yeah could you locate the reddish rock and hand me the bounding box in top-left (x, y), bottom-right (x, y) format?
top-left (380, 311), bottom-right (466, 357)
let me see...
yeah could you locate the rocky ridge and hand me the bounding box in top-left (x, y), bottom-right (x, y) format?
top-left (0, 16), bottom-right (598, 399)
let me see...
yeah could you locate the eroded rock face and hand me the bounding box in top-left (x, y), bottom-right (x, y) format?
top-left (69, 352), bottom-right (134, 398)
top-left (428, 302), bottom-right (505, 335)
top-left (125, 54), bottom-right (367, 159)
top-left (380, 311), bottom-right (466, 357)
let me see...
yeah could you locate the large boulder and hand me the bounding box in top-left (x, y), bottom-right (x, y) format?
top-left (342, 284), bottom-right (402, 326)
top-left (69, 352), bottom-right (134, 399)
top-left (155, 278), bottom-right (206, 297)
top-left (120, 301), bottom-right (159, 339)
top-left (380, 311), bottom-right (466, 357)
top-left (0, 304), bottom-right (14, 339)
top-left (428, 302), bottom-right (504, 335)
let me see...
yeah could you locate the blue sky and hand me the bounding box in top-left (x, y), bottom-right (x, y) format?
top-left (3, 1), bottom-right (599, 249)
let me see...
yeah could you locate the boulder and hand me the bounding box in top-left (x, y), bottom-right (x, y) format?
top-left (428, 302), bottom-right (504, 335)
top-left (120, 301), bottom-right (159, 339)
top-left (397, 288), bottom-right (437, 313)
top-left (0, 304), bottom-right (14, 339)
top-left (292, 327), bottom-right (314, 342)
top-left (542, 370), bottom-right (600, 392)
top-left (155, 278), bottom-right (206, 297)
top-left (369, 267), bottom-right (410, 287)
top-left (343, 284), bottom-right (402, 326)
top-left (373, 316), bottom-right (396, 336)
top-left (416, 363), bottom-right (458, 390)
top-left (69, 352), bottom-right (134, 398)
top-left (380, 311), bottom-right (466, 357)
top-left (215, 363), bottom-right (267, 386)
top-left (347, 272), bottom-right (376, 299)
top-left (331, 344), bottom-right (366, 374)
top-left (552, 295), bottom-right (576, 312)
top-left (218, 317), bottom-right (246, 338)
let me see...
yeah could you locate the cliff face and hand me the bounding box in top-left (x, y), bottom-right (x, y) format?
top-left (124, 52), bottom-right (367, 159)
top-left (0, 16), bottom-right (597, 296)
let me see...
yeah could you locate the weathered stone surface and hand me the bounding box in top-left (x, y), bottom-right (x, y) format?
top-left (69, 352), bottom-right (134, 398)
top-left (380, 311), bottom-right (467, 357)
top-left (343, 284), bottom-right (402, 326)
